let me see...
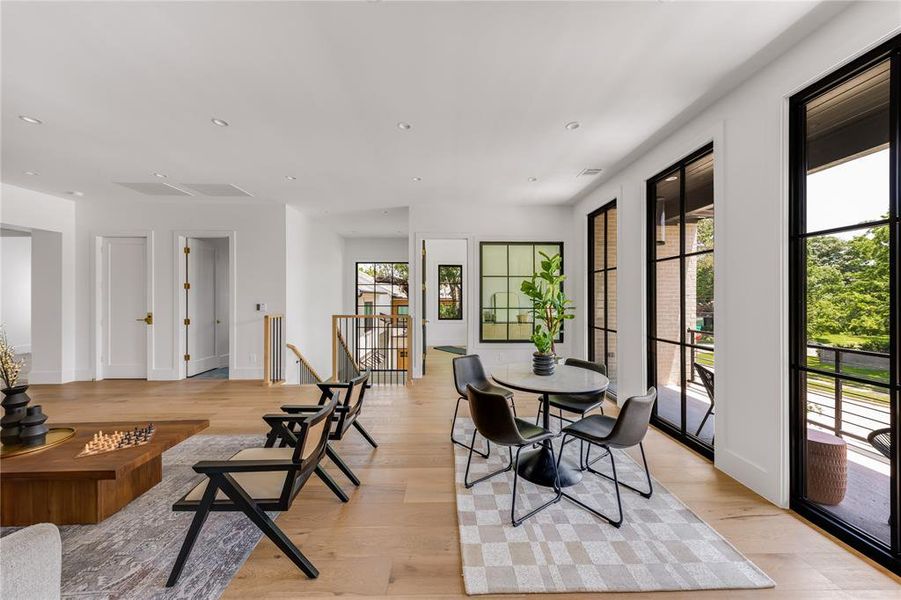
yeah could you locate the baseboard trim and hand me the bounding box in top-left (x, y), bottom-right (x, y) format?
top-left (229, 367), bottom-right (263, 380)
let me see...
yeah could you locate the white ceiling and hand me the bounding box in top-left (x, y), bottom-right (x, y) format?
top-left (2, 1), bottom-right (840, 236)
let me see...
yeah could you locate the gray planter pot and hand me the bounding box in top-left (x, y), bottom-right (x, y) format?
top-left (532, 353), bottom-right (555, 376)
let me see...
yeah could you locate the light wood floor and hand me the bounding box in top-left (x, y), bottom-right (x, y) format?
top-left (24, 349), bottom-right (900, 598)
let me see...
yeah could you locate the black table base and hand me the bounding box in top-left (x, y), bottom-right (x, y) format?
top-left (516, 441), bottom-right (582, 488)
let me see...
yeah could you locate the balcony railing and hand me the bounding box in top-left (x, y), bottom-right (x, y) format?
top-left (804, 343), bottom-right (891, 456)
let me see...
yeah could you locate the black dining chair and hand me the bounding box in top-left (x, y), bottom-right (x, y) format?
top-left (463, 385), bottom-right (561, 526)
top-left (452, 355), bottom-right (516, 458)
top-left (535, 358), bottom-right (608, 430)
top-left (557, 387), bottom-right (657, 528)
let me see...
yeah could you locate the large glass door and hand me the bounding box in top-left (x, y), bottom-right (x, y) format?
top-left (647, 144), bottom-right (715, 458)
top-left (789, 36), bottom-right (900, 573)
top-left (588, 201), bottom-right (617, 394)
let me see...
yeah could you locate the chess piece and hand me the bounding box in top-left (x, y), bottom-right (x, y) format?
top-left (18, 404), bottom-right (49, 447)
top-left (1, 385), bottom-right (31, 446)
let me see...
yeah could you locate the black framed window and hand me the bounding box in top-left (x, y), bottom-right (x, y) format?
top-left (789, 35), bottom-right (900, 573)
top-left (588, 201), bottom-right (617, 394)
top-left (480, 242), bottom-right (563, 343)
top-left (647, 144), bottom-right (715, 458)
top-left (438, 264), bottom-right (463, 320)
top-left (355, 262), bottom-right (409, 316)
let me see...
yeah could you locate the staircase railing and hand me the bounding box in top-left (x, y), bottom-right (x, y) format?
top-left (332, 314), bottom-right (411, 385)
top-left (263, 314), bottom-right (285, 385)
top-left (286, 343), bottom-right (322, 385)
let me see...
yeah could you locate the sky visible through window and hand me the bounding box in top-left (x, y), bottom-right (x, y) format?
top-left (806, 148), bottom-right (889, 237)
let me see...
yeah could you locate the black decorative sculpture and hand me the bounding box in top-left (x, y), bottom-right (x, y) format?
top-left (19, 404), bottom-right (49, 447)
top-left (1, 385), bottom-right (31, 446)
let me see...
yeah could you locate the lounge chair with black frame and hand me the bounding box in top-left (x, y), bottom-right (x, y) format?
top-left (452, 354), bottom-right (516, 459)
top-left (272, 371), bottom-right (374, 488)
top-left (556, 387), bottom-right (656, 528)
top-left (463, 385), bottom-right (561, 526)
top-left (166, 394), bottom-right (338, 587)
top-left (693, 362), bottom-right (715, 440)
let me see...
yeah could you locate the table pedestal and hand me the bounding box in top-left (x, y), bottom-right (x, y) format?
top-left (517, 441), bottom-right (582, 488)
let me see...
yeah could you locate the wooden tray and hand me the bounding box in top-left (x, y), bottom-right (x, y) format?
top-left (0, 427), bottom-right (76, 459)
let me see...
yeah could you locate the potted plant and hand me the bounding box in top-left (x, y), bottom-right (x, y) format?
top-left (520, 252), bottom-right (574, 375)
top-left (0, 326), bottom-right (29, 446)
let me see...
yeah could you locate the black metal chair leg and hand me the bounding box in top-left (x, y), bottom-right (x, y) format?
top-left (511, 443), bottom-right (562, 527)
top-left (464, 430), bottom-right (513, 488)
top-left (695, 406), bottom-right (714, 437)
top-left (451, 397), bottom-right (490, 458)
top-left (166, 479), bottom-right (217, 587)
top-left (586, 442), bottom-right (653, 498)
top-left (326, 444), bottom-right (360, 486)
top-left (216, 473), bottom-right (319, 579)
top-left (352, 421), bottom-right (378, 448)
top-left (559, 436), bottom-right (623, 528)
top-left (315, 464), bottom-right (349, 502)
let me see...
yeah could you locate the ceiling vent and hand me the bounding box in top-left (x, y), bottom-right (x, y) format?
top-left (578, 168), bottom-right (603, 177)
top-left (115, 182), bottom-right (192, 196)
top-left (180, 183), bottom-right (253, 197)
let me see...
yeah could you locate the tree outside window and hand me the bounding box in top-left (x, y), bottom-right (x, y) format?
top-left (438, 264), bottom-right (463, 320)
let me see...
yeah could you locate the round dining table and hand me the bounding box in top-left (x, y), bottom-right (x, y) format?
top-left (492, 363), bottom-right (609, 488)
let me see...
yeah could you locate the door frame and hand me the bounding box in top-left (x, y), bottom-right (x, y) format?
top-left (91, 231), bottom-right (154, 381)
top-left (173, 230), bottom-right (237, 380)
top-left (411, 232), bottom-right (472, 378)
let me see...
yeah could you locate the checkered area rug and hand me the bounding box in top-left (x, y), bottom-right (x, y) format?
top-left (453, 418), bottom-right (774, 594)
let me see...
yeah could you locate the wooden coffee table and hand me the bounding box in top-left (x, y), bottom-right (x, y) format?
top-left (0, 419), bottom-right (208, 526)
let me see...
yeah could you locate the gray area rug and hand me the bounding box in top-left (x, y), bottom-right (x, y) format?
top-left (3, 434), bottom-right (269, 600)
top-left (453, 418), bottom-right (774, 594)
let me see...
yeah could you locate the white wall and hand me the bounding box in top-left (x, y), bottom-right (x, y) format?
top-left (573, 2), bottom-right (901, 507)
top-left (410, 203), bottom-right (576, 378)
top-left (75, 197), bottom-right (287, 380)
top-left (285, 207), bottom-right (345, 381)
top-left (0, 233), bottom-right (31, 353)
top-left (0, 184), bottom-right (76, 383)
top-left (424, 238), bottom-right (467, 347)
top-left (343, 237), bottom-right (409, 314)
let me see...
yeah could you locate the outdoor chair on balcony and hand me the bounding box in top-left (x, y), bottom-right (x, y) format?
top-left (452, 354), bottom-right (516, 458)
top-left (868, 428), bottom-right (892, 524)
top-left (167, 395), bottom-right (337, 587)
top-left (693, 362), bottom-right (715, 440)
top-left (268, 371), bottom-right (376, 488)
top-left (556, 387), bottom-right (657, 528)
top-left (463, 385), bottom-right (561, 526)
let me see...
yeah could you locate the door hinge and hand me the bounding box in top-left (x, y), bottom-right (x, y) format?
top-left (421, 247), bottom-right (426, 257)
top-left (184, 246), bottom-right (191, 254)
top-left (184, 354), bottom-right (191, 361)
top-left (184, 318), bottom-right (191, 325)
top-left (183, 282), bottom-right (191, 289)
top-left (421, 283), bottom-right (426, 291)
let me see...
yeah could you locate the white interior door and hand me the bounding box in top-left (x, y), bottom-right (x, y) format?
top-left (102, 237), bottom-right (148, 379)
top-left (214, 240), bottom-right (229, 367)
top-left (187, 238), bottom-right (217, 376)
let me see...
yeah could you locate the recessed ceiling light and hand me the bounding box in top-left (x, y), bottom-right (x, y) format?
top-left (285, 175), bottom-right (297, 180)
top-left (211, 118), bottom-right (229, 127)
top-left (528, 177), bottom-right (538, 183)
top-left (565, 121), bottom-right (580, 130)
top-left (664, 175), bottom-right (678, 182)
top-left (153, 172), bottom-right (168, 178)
top-left (67, 191), bottom-right (84, 197)
top-left (23, 171), bottom-right (39, 176)
top-left (411, 176), bottom-right (422, 182)
top-left (383, 210), bottom-right (389, 215)
top-left (19, 115), bottom-right (42, 125)
top-left (397, 122), bottom-right (412, 130)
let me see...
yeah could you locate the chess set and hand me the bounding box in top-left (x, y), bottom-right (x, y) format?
top-left (76, 424), bottom-right (156, 457)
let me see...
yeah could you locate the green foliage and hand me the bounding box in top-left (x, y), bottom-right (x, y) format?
top-left (520, 252), bottom-right (574, 355)
top-left (806, 223), bottom-right (890, 353)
